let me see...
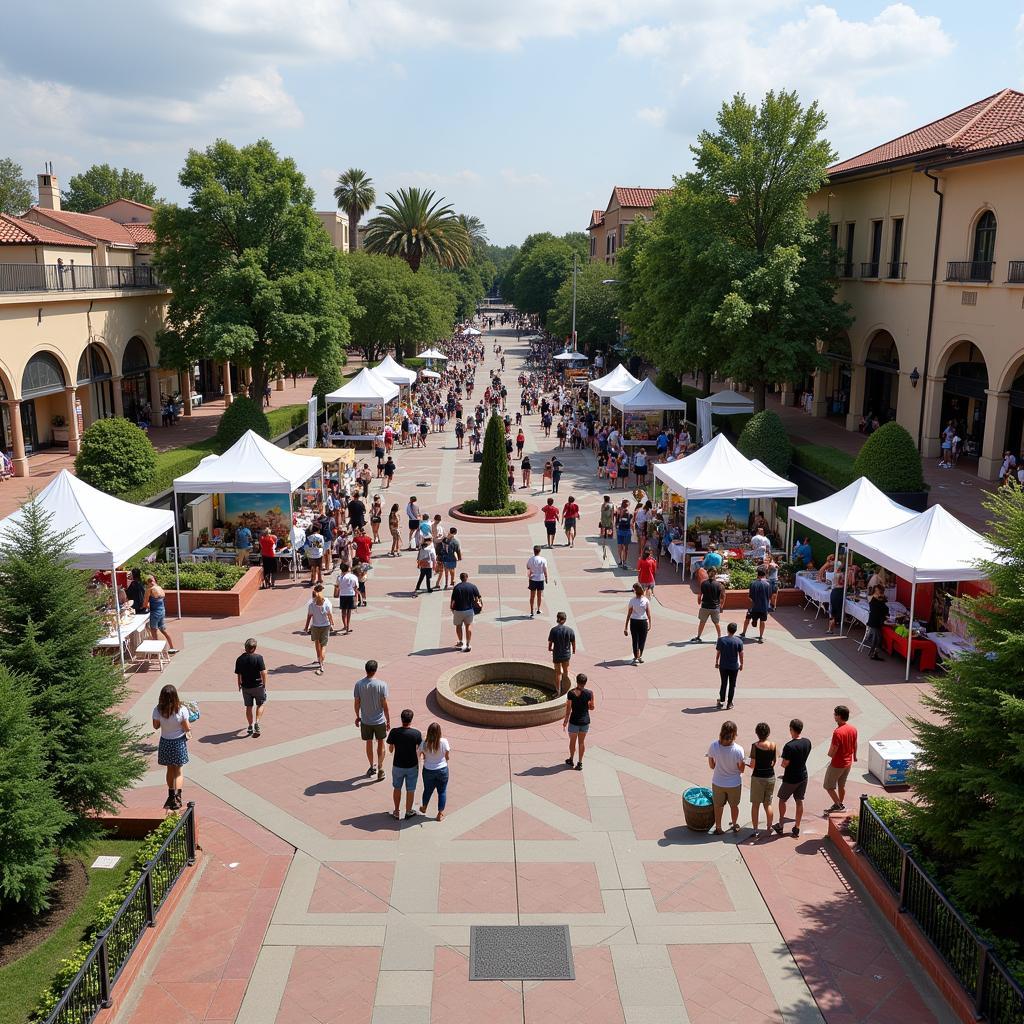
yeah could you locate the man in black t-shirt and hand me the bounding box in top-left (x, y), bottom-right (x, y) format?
top-left (561, 672), bottom-right (594, 770)
top-left (386, 709), bottom-right (423, 820)
top-left (692, 567), bottom-right (725, 643)
top-left (347, 496), bottom-right (367, 530)
top-left (547, 612), bottom-right (576, 694)
top-left (450, 571), bottom-right (482, 652)
top-left (234, 638), bottom-right (268, 737)
top-left (774, 718), bottom-right (812, 837)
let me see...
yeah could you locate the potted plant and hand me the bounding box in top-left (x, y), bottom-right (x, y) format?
top-left (51, 415), bottom-right (69, 445)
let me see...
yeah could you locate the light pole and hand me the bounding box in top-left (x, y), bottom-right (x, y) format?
top-left (570, 252), bottom-right (578, 352)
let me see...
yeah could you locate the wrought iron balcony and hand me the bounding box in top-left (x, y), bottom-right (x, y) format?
top-left (860, 261), bottom-right (880, 279)
top-left (945, 261), bottom-right (994, 283)
top-left (0, 262), bottom-right (163, 294)
top-left (1008, 261), bottom-right (1024, 284)
top-left (886, 261), bottom-right (907, 280)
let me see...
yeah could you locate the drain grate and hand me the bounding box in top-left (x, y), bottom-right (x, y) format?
top-left (477, 564), bottom-right (516, 575)
top-left (469, 925), bottom-right (574, 981)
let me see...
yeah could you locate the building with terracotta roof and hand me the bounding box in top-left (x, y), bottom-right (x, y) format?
top-left (804, 88), bottom-right (1024, 480)
top-left (587, 186), bottom-right (670, 264)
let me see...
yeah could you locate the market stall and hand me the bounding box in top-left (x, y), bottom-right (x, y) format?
top-left (416, 347), bottom-right (449, 372)
top-left (587, 363), bottom-right (640, 414)
top-left (0, 469), bottom-right (178, 671)
top-left (610, 377), bottom-right (687, 447)
top-left (374, 354), bottom-right (417, 388)
top-left (695, 388), bottom-right (754, 444)
top-left (325, 367), bottom-right (400, 445)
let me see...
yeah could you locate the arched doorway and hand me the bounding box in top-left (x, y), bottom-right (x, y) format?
top-left (120, 337), bottom-right (152, 423)
top-left (21, 352), bottom-right (67, 451)
top-left (0, 376), bottom-right (10, 456)
top-left (77, 343), bottom-right (115, 424)
top-left (939, 342), bottom-right (988, 462)
top-left (1005, 360), bottom-right (1024, 460)
top-left (820, 333), bottom-right (852, 418)
top-left (863, 331), bottom-right (899, 424)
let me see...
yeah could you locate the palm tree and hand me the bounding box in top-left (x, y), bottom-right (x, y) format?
top-left (333, 168), bottom-right (376, 252)
top-left (457, 213), bottom-right (488, 252)
top-left (363, 187), bottom-right (470, 272)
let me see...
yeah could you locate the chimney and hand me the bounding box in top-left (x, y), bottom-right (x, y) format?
top-left (37, 163), bottom-right (61, 210)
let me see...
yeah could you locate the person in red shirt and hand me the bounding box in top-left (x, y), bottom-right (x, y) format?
top-left (259, 528), bottom-right (278, 589)
top-left (353, 527), bottom-right (373, 566)
top-left (637, 546), bottom-right (658, 596)
top-left (561, 496), bottom-right (580, 547)
top-left (824, 704), bottom-right (858, 812)
top-left (542, 498), bottom-right (560, 548)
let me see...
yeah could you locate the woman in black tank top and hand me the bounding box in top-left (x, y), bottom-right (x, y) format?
top-left (748, 722), bottom-right (777, 836)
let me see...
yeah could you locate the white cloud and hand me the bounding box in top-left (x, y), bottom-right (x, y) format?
top-left (637, 106), bottom-right (666, 127)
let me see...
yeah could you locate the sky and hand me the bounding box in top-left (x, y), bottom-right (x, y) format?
top-left (2, 2), bottom-right (1022, 245)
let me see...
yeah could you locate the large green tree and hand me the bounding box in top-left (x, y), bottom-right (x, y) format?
top-left (153, 139), bottom-right (357, 401)
top-left (333, 168), bottom-right (376, 252)
top-left (363, 187), bottom-right (470, 271)
top-left (477, 414), bottom-right (510, 511)
top-left (548, 260), bottom-right (620, 352)
top-left (509, 237), bottom-right (576, 325)
top-left (62, 163), bottom-right (158, 212)
top-left (0, 156), bottom-right (33, 215)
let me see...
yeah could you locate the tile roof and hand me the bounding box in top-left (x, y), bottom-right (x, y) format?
top-left (612, 187), bottom-right (671, 209)
top-left (86, 198), bottom-right (155, 217)
top-left (28, 207), bottom-right (140, 246)
top-left (122, 222), bottom-right (156, 244)
top-left (829, 89), bottom-right (1024, 176)
top-left (0, 212), bottom-right (96, 248)
top-left (588, 209), bottom-right (604, 229)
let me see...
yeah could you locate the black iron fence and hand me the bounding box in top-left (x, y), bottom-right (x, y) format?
top-left (0, 262), bottom-right (163, 294)
top-left (887, 261), bottom-right (907, 280)
top-left (945, 260), bottom-right (995, 283)
top-left (860, 261), bottom-right (881, 278)
top-left (1008, 261), bottom-right (1024, 285)
top-left (857, 796), bottom-right (1023, 1023)
top-left (42, 804), bottom-right (197, 1024)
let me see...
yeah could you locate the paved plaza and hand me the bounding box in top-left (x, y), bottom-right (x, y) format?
top-left (113, 327), bottom-right (956, 1024)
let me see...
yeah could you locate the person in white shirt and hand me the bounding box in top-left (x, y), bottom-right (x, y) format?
top-left (152, 683), bottom-right (191, 810)
top-left (623, 583), bottom-right (653, 665)
top-left (418, 722), bottom-right (451, 821)
top-left (526, 545), bottom-right (549, 617)
top-left (405, 496), bottom-right (421, 549)
top-left (335, 562), bottom-right (359, 634)
top-left (415, 538), bottom-right (437, 594)
top-left (303, 584), bottom-right (335, 675)
top-left (750, 527), bottom-right (771, 562)
top-left (707, 719), bottom-right (746, 834)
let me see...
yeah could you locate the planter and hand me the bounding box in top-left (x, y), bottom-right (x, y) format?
top-left (162, 566), bottom-right (263, 617)
top-left (682, 787), bottom-right (715, 832)
top-left (449, 503), bottom-right (538, 524)
top-left (721, 586), bottom-right (802, 609)
top-left (52, 427), bottom-right (69, 445)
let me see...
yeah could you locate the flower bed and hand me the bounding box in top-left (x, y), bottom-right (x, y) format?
top-left (450, 500), bottom-right (537, 524)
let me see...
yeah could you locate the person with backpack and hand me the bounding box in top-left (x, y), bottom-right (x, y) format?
top-left (304, 525), bottom-right (324, 587)
top-left (438, 528), bottom-right (462, 590)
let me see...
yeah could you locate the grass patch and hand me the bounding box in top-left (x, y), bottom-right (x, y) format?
top-left (0, 838), bottom-right (141, 1024)
top-left (458, 499), bottom-right (529, 517)
top-left (792, 443), bottom-right (858, 490)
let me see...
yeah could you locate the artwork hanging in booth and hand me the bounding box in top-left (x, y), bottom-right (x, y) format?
top-left (222, 493), bottom-right (291, 539)
top-left (622, 410), bottom-right (663, 443)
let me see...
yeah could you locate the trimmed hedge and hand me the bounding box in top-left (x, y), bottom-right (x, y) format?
top-left (144, 561), bottom-right (248, 591)
top-left (853, 421), bottom-right (925, 493)
top-left (737, 410), bottom-right (792, 476)
top-left (215, 395), bottom-right (270, 447)
top-left (476, 414), bottom-right (510, 511)
top-left (459, 499), bottom-right (528, 518)
top-left (75, 419), bottom-right (157, 496)
top-left (792, 443), bottom-right (858, 490)
top-left (265, 403), bottom-right (308, 437)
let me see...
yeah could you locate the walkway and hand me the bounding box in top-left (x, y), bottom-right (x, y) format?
top-left (113, 328), bottom-right (957, 1024)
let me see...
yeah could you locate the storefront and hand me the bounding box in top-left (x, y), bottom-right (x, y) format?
top-left (120, 337), bottom-right (152, 423)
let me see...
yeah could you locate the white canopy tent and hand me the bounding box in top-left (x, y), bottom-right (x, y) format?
top-left (373, 355), bottom-right (417, 386)
top-left (420, 368), bottom-right (441, 380)
top-left (844, 504), bottom-right (996, 679)
top-left (461, 327), bottom-right (482, 337)
top-left (610, 377), bottom-right (687, 413)
top-left (695, 389), bottom-right (755, 444)
top-left (325, 367), bottom-right (400, 446)
top-left (0, 469), bottom-right (178, 670)
top-left (173, 430), bottom-right (323, 579)
top-left (588, 363), bottom-right (640, 400)
top-left (553, 350), bottom-right (588, 362)
top-left (653, 434), bottom-right (798, 576)
top-left (416, 347), bottom-right (448, 361)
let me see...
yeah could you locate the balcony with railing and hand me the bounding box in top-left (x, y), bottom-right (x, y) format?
top-left (1008, 261), bottom-right (1024, 284)
top-left (945, 261), bottom-right (994, 283)
top-left (0, 262), bottom-right (164, 294)
top-left (860, 261), bottom-right (880, 279)
top-left (887, 261), bottom-right (907, 280)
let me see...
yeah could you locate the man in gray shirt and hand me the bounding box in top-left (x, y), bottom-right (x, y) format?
top-left (353, 659), bottom-right (390, 781)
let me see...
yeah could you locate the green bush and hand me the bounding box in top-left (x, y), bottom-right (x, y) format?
top-left (792, 443), bottom-right (858, 490)
top-left (215, 395), bottom-right (270, 447)
top-left (853, 421), bottom-right (924, 492)
top-left (724, 558), bottom-right (757, 590)
top-left (719, 412), bottom-right (753, 440)
top-left (265, 403), bottom-right (309, 438)
top-left (737, 410), bottom-right (792, 476)
top-left (458, 499), bottom-right (528, 518)
top-left (476, 414), bottom-right (510, 511)
top-left (654, 371), bottom-right (683, 399)
top-left (74, 418), bottom-right (156, 495)
top-left (143, 561), bottom-right (247, 591)
top-left (311, 365), bottom-right (344, 414)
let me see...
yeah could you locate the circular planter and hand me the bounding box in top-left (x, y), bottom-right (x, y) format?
top-left (449, 503), bottom-right (538, 524)
top-left (435, 659), bottom-right (566, 728)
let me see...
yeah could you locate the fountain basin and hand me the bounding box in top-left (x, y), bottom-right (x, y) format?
top-left (435, 660), bottom-right (566, 728)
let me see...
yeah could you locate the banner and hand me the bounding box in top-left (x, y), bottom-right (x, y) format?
top-left (307, 395), bottom-right (318, 448)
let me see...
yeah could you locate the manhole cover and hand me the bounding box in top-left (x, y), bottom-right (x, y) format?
top-left (477, 564), bottom-right (516, 575)
top-left (469, 925), bottom-right (574, 981)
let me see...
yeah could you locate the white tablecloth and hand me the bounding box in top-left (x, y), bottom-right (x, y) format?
top-left (843, 598), bottom-right (909, 626)
top-left (668, 542), bottom-right (691, 566)
top-left (96, 613), bottom-right (150, 651)
top-left (926, 631), bottom-right (975, 661)
top-left (795, 572), bottom-right (830, 606)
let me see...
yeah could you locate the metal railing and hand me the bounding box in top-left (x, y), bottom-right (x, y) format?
top-left (838, 260), bottom-right (855, 278)
top-left (42, 804), bottom-right (197, 1024)
top-left (0, 263), bottom-right (163, 294)
top-left (945, 261), bottom-right (995, 283)
top-left (860, 261), bottom-right (880, 278)
top-left (857, 796), bottom-right (1024, 1023)
top-left (887, 261), bottom-right (907, 280)
top-left (1008, 261), bottom-right (1024, 285)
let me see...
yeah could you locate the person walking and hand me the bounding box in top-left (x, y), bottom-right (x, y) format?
top-left (747, 722), bottom-right (777, 837)
top-left (774, 719), bottom-right (811, 837)
top-left (708, 720), bottom-right (745, 835)
top-left (152, 684), bottom-right (191, 810)
top-left (599, 495), bottom-right (614, 539)
top-left (824, 705), bottom-right (858, 812)
top-left (637, 546), bottom-right (657, 597)
top-left (562, 672), bottom-right (594, 771)
top-left (692, 567), bottom-right (725, 644)
top-left (303, 583), bottom-right (335, 675)
top-left (383, 455), bottom-right (396, 489)
top-left (258, 527), bottom-right (278, 589)
top-left (438, 528), bottom-right (462, 590)
top-left (418, 722), bottom-right (451, 821)
top-left (521, 455), bottom-right (532, 489)
top-left (370, 496), bottom-right (383, 544)
top-left (143, 574), bottom-right (178, 653)
top-left (547, 611), bottom-right (576, 693)
top-left (450, 571), bottom-right (482, 652)
top-left (741, 566), bottom-right (773, 642)
top-left (388, 504), bottom-right (402, 557)
top-left (387, 709), bottom-right (422, 820)
top-left (354, 660), bottom-right (390, 781)
top-left (305, 523), bottom-right (325, 587)
top-left (542, 498), bottom-right (560, 548)
top-left (414, 537), bottom-right (436, 594)
top-left (526, 545), bottom-right (548, 617)
top-left (623, 582), bottom-right (653, 665)
top-left (234, 638), bottom-right (268, 737)
top-left (405, 496), bottom-right (421, 549)
top-left (614, 500), bottom-right (633, 567)
top-left (714, 621), bottom-right (744, 709)
top-left (560, 495), bottom-right (580, 547)
top-left (335, 562), bottom-right (359, 634)
top-left (551, 456), bottom-right (563, 494)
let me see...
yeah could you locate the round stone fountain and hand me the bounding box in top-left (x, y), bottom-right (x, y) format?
top-left (435, 660), bottom-right (566, 728)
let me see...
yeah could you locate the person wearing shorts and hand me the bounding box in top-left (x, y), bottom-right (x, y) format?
top-left (303, 584), bottom-right (334, 675)
top-left (234, 638), bottom-right (268, 737)
top-left (747, 722), bottom-right (777, 836)
top-left (405, 496), bottom-right (421, 550)
top-left (562, 673), bottom-right (594, 770)
top-left (707, 719), bottom-right (745, 834)
top-left (547, 611), bottom-right (575, 695)
top-left (824, 705), bottom-right (857, 812)
top-left (542, 498), bottom-right (559, 547)
top-left (775, 719), bottom-right (811, 837)
top-left (354, 661), bottom-right (390, 781)
top-left (693, 568), bottom-right (725, 642)
top-left (562, 496), bottom-right (579, 548)
top-left (335, 563), bottom-right (359, 634)
top-left (386, 709), bottom-right (422, 820)
top-left (450, 571), bottom-right (481, 652)
top-left (526, 546), bottom-right (548, 616)
top-left (741, 566), bottom-right (773, 642)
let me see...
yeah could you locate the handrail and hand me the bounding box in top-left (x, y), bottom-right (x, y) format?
top-left (0, 263), bottom-right (164, 294)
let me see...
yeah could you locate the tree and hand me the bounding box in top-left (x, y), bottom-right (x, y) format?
top-left (509, 237), bottom-right (576, 325)
top-left (333, 168), bottom-right (376, 252)
top-left (312, 363), bottom-right (345, 414)
top-left (216, 395), bottom-right (271, 446)
top-left (62, 163), bottom-right (158, 212)
top-left (153, 139), bottom-right (357, 403)
top-left (0, 503), bottom-right (144, 848)
top-left (852, 421), bottom-right (924, 492)
top-left (909, 485), bottom-right (1024, 915)
top-left (0, 157), bottom-right (33, 215)
top-left (477, 414), bottom-right (510, 511)
top-left (363, 187), bottom-right (470, 272)
top-left (737, 410), bottom-right (792, 476)
top-left (548, 260), bottom-right (620, 352)
top-left (457, 213), bottom-right (488, 252)
top-left (75, 418), bottom-right (157, 496)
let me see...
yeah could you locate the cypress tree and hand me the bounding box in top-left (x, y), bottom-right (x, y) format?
top-left (477, 414), bottom-right (510, 511)
top-left (0, 502), bottom-right (145, 848)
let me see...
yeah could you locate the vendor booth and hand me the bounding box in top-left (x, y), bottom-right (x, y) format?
top-left (374, 354), bottom-right (417, 388)
top-left (610, 377), bottom-right (687, 447)
top-left (420, 368), bottom-right (441, 380)
top-left (695, 388), bottom-right (755, 444)
top-left (588, 364), bottom-right (640, 412)
top-left (325, 367), bottom-right (400, 444)
top-left (0, 469), bottom-right (178, 671)
top-left (461, 327), bottom-right (482, 337)
top-left (416, 347), bottom-right (448, 369)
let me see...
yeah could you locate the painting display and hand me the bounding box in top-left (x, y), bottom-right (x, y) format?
top-left (222, 493), bottom-right (292, 538)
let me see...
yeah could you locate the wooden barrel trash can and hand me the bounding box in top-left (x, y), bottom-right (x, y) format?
top-left (682, 786), bottom-right (715, 832)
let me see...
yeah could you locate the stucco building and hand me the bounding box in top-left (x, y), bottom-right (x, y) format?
top-left (588, 187), bottom-right (669, 264)
top-left (806, 88), bottom-right (1024, 480)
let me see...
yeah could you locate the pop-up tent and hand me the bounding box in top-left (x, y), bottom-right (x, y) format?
top-left (461, 327), bottom-right (482, 337)
top-left (416, 347), bottom-right (448, 361)
top-left (611, 377), bottom-right (687, 448)
top-left (373, 354), bottom-right (417, 386)
top-left (845, 504), bottom-right (996, 678)
top-left (588, 363), bottom-right (639, 400)
top-left (0, 469), bottom-right (178, 670)
top-left (174, 430), bottom-right (323, 578)
top-left (553, 350), bottom-right (588, 362)
top-left (420, 368), bottom-right (441, 380)
top-left (326, 367), bottom-right (400, 404)
top-left (695, 388), bottom-right (755, 444)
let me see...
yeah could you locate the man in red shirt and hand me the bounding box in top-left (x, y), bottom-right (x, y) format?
top-left (824, 704), bottom-right (858, 812)
top-left (542, 498), bottom-right (560, 548)
top-left (637, 546), bottom-right (658, 596)
top-left (353, 527), bottom-right (373, 566)
top-left (561, 496), bottom-right (580, 547)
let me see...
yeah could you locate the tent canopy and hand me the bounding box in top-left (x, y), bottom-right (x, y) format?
top-left (420, 368), bottom-right (441, 379)
top-left (588, 363), bottom-right (640, 399)
top-left (653, 433), bottom-right (798, 501)
top-left (611, 377), bottom-right (687, 413)
top-left (789, 477), bottom-right (917, 543)
top-left (373, 355), bottom-right (416, 386)
top-left (0, 469), bottom-right (173, 570)
top-left (704, 389), bottom-right (755, 413)
top-left (553, 350), bottom-right (588, 361)
top-left (845, 504), bottom-right (996, 584)
top-left (173, 430), bottom-right (323, 495)
top-left (416, 347), bottom-right (448, 361)
top-left (326, 366), bottom-right (400, 404)
top-left (461, 327), bottom-right (481, 336)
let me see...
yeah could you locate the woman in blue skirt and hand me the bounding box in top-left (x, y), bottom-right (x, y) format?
top-left (152, 684), bottom-right (191, 810)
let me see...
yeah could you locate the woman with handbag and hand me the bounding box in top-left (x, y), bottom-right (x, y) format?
top-left (414, 537), bottom-right (436, 595)
top-left (152, 684), bottom-right (192, 810)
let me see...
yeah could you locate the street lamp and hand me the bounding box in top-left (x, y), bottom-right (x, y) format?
top-left (570, 252), bottom-right (578, 351)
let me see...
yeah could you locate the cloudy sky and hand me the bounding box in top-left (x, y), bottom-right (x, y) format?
top-left (2, 2), bottom-right (1022, 244)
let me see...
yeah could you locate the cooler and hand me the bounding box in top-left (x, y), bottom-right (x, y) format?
top-left (867, 739), bottom-right (919, 787)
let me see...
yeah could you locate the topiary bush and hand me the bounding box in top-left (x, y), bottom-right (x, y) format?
top-left (476, 414), bottom-right (510, 511)
top-left (312, 364), bottom-right (345, 414)
top-left (215, 395), bottom-right (270, 447)
top-left (853, 421), bottom-right (924, 492)
top-left (75, 418), bottom-right (156, 495)
top-left (737, 410), bottom-right (792, 476)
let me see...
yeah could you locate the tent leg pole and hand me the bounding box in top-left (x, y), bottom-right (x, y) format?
top-left (682, 502), bottom-right (690, 580)
top-left (111, 559), bottom-right (125, 674)
top-left (906, 581), bottom-right (916, 681)
top-left (839, 561), bottom-right (849, 637)
top-left (173, 492), bottom-right (182, 619)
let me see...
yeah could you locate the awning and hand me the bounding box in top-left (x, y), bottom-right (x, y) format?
top-left (326, 367), bottom-right (400, 404)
